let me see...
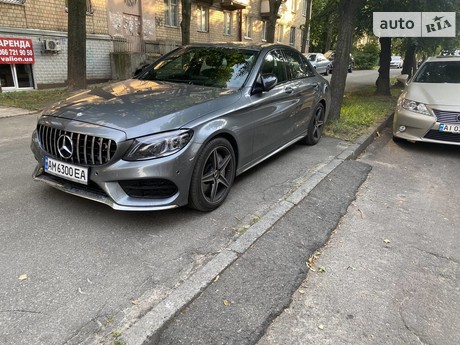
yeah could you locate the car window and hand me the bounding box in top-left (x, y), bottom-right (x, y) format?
top-left (414, 61), bottom-right (460, 83)
top-left (140, 47), bottom-right (257, 89)
top-left (260, 50), bottom-right (288, 83)
top-left (307, 54), bottom-right (316, 61)
top-left (283, 49), bottom-right (315, 79)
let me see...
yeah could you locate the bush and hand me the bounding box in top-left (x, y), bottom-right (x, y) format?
top-left (353, 42), bottom-right (380, 70)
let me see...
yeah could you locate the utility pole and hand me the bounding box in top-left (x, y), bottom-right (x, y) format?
top-left (301, 0), bottom-right (313, 54)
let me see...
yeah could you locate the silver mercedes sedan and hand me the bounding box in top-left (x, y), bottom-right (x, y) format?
top-left (31, 43), bottom-right (330, 211)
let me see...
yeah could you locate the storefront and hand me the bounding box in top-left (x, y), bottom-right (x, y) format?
top-left (0, 37), bottom-right (35, 91)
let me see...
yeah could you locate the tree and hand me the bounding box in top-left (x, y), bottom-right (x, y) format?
top-left (375, 37), bottom-right (391, 95)
top-left (181, 0), bottom-right (192, 45)
top-left (265, 0), bottom-right (284, 43)
top-left (328, 0), bottom-right (363, 121)
top-left (67, 0), bottom-right (87, 90)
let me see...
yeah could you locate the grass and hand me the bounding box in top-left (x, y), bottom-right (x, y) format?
top-left (325, 86), bottom-right (402, 141)
top-left (0, 88), bottom-right (72, 110)
top-left (0, 83), bottom-right (402, 142)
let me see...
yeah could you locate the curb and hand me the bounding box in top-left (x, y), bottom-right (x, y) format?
top-left (119, 114), bottom-right (394, 345)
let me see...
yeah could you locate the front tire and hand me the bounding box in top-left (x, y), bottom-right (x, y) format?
top-left (189, 138), bottom-right (236, 211)
top-left (303, 103), bottom-right (325, 146)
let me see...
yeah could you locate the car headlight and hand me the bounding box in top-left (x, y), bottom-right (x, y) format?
top-left (124, 129), bottom-right (193, 161)
top-left (400, 98), bottom-right (431, 116)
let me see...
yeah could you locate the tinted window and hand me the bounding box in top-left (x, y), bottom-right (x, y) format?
top-left (414, 61), bottom-right (460, 83)
top-left (284, 50), bottom-right (315, 79)
top-left (140, 47), bottom-right (257, 89)
top-left (260, 50), bottom-right (288, 83)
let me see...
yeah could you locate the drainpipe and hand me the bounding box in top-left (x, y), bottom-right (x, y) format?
top-left (238, 9), bottom-right (243, 41)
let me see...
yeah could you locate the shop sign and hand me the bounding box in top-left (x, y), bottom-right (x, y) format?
top-left (0, 37), bottom-right (35, 64)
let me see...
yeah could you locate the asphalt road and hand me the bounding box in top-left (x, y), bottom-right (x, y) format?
top-left (325, 68), bottom-right (402, 91)
top-left (0, 69), bottom-right (402, 344)
top-left (258, 127), bottom-right (460, 345)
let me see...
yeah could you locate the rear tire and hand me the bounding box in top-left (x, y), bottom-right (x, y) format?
top-left (188, 138), bottom-right (236, 212)
top-left (302, 103), bottom-right (325, 146)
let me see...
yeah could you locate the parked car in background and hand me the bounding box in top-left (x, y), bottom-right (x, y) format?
top-left (31, 43), bottom-right (331, 212)
top-left (393, 56), bottom-right (460, 146)
top-left (390, 56), bottom-right (403, 68)
top-left (324, 50), bottom-right (354, 73)
top-left (304, 53), bottom-right (332, 76)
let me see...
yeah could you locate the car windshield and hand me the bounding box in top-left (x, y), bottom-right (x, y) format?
top-left (413, 61), bottom-right (460, 83)
top-left (307, 54), bottom-right (317, 61)
top-left (139, 47), bottom-right (258, 89)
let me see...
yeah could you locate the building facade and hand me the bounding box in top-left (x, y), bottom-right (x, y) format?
top-left (0, 0), bottom-right (308, 91)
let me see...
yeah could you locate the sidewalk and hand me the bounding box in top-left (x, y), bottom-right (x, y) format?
top-left (0, 105), bottom-right (38, 118)
top-left (257, 127), bottom-right (460, 345)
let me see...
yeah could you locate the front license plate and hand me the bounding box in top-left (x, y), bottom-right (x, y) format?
top-left (44, 156), bottom-right (88, 185)
top-left (439, 123), bottom-right (460, 134)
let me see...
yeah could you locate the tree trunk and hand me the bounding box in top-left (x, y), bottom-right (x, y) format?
top-left (328, 0), bottom-right (363, 121)
top-left (375, 37), bottom-right (391, 96)
top-left (67, 0), bottom-right (87, 90)
top-left (301, 0), bottom-right (313, 53)
top-left (265, 0), bottom-right (283, 43)
top-left (402, 43), bottom-right (417, 77)
top-left (181, 0), bottom-right (191, 46)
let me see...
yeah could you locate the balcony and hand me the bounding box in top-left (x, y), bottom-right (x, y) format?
top-left (220, 0), bottom-right (248, 11)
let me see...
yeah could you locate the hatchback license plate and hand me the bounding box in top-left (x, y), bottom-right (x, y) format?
top-left (439, 123), bottom-right (460, 134)
top-left (44, 157), bottom-right (88, 185)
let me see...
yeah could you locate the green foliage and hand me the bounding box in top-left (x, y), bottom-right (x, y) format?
top-left (353, 42), bottom-right (379, 69)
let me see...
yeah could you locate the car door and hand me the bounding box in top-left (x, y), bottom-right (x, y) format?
top-left (282, 49), bottom-right (319, 139)
top-left (247, 49), bottom-right (301, 164)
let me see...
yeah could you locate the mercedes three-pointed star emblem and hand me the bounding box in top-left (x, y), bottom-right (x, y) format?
top-left (57, 134), bottom-right (73, 159)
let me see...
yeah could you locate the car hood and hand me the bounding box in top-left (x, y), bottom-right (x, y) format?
top-left (406, 83), bottom-right (460, 107)
top-left (43, 79), bottom-right (241, 138)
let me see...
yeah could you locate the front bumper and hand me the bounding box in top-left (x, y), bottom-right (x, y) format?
top-left (393, 107), bottom-right (460, 146)
top-left (31, 129), bottom-right (200, 211)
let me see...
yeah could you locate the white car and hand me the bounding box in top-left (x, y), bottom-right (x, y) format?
top-left (393, 56), bottom-right (460, 145)
top-left (305, 53), bottom-right (332, 76)
top-left (390, 56), bottom-right (403, 68)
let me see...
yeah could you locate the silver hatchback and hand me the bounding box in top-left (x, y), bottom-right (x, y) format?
top-left (31, 43), bottom-right (330, 211)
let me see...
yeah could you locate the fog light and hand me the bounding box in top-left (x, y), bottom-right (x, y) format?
top-left (399, 126), bottom-right (406, 132)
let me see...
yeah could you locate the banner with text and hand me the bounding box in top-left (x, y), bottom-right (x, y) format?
top-left (0, 37), bottom-right (35, 64)
top-left (373, 12), bottom-right (456, 37)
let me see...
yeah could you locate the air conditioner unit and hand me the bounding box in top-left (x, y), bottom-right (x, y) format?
top-left (44, 39), bottom-right (61, 52)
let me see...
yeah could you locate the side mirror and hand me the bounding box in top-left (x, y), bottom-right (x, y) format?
top-left (397, 74), bottom-right (409, 86)
top-left (253, 74), bottom-right (278, 94)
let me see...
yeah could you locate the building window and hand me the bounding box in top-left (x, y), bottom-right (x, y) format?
top-left (290, 27), bottom-right (296, 45)
top-left (0, 0), bottom-right (26, 4)
top-left (164, 0), bottom-right (178, 27)
top-left (276, 24), bottom-right (284, 43)
top-left (262, 21), bottom-right (267, 41)
top-left (302, 0), bottom-right (307, 16)
top-left (223, 12), bottom-right (232, 35)
top-left (65, 0), bottom-right (93, 15)
top-left (244, 15), bottom-right (252, 39)
top-left (197, 6), bottom-right (209, 32)
top-left (0, 64), bottom-right (34, 90)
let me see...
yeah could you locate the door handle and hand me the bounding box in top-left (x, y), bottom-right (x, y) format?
top-left (285, 86), bottom-right (294, 94)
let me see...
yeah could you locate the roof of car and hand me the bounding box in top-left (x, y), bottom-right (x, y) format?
top-left (183, 42), bottom-right (294, 51)
top-left (426, 56), bottom-right (460, 62)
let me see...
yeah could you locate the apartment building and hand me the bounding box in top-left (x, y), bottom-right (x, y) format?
top-left (0, 0), bottom-right (307, 91)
